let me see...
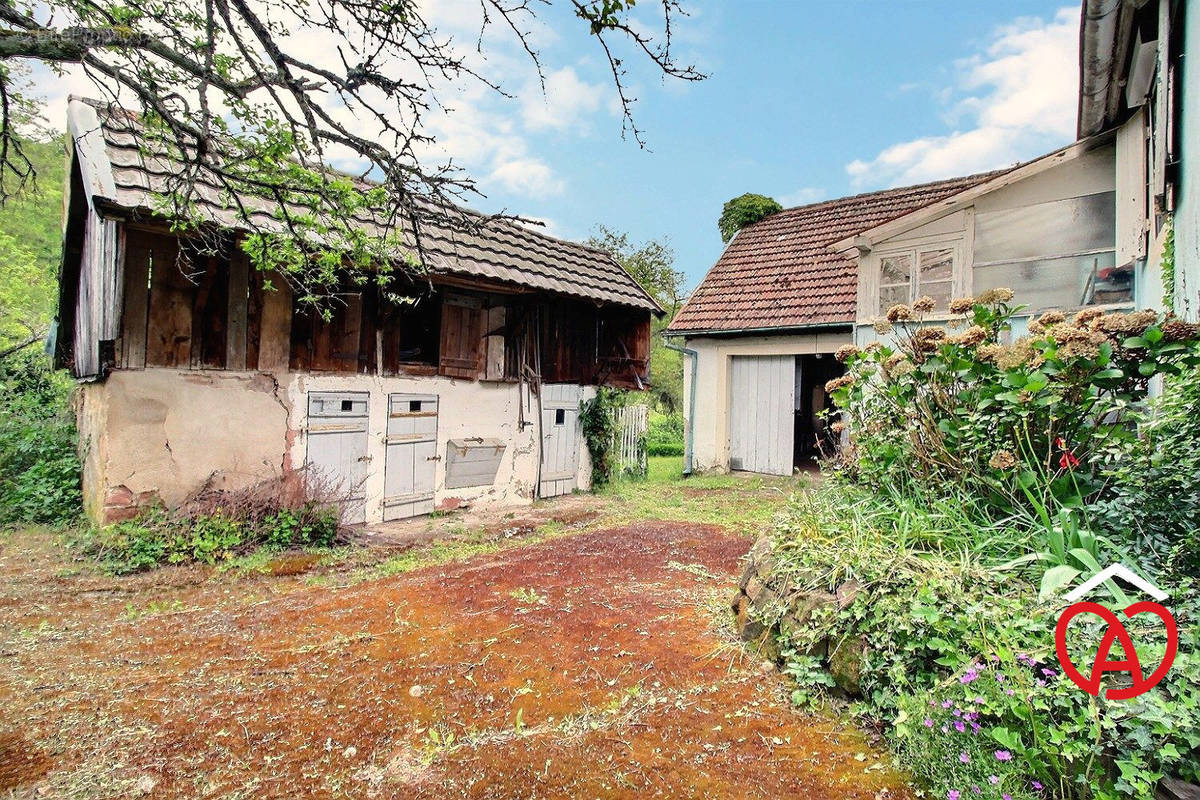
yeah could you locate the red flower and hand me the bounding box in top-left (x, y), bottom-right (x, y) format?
top-left (1055, 438), bottom-right (1080, 470)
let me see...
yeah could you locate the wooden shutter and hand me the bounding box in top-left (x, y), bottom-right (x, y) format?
top-left (439, 297), bottom-right (484, 379)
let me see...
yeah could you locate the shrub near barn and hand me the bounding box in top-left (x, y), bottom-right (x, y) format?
top-left (737, 290), bottom-right (1200, 799)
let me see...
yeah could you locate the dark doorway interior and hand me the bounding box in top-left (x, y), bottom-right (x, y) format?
top-left (793, 354), bottom-right (844, 470)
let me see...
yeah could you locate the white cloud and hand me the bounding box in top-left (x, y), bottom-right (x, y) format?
top-left (520, 67), bottom-right (606, 131)
top-left (778, 186), bottom-right (826, 208)
top-left (846, 6), bottom-right (1080, 189)
top-left (488, 157), bottom-right (566, 196)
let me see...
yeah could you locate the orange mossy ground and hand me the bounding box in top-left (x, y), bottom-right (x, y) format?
top-left (1, 516), bottom-right (909, 799)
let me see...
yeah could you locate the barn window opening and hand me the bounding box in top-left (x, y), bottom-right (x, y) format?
top-left (341, 399), bottom-right (354, 412)
top-left (878, 246), bottom-right (955, 315)
top-left (555, 408), bottom-right (566, 425)
top-left (409, 400), bottom-right (422, 413)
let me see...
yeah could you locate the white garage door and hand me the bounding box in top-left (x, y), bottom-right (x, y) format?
top-left (729, 355), bottom-right (795, 475)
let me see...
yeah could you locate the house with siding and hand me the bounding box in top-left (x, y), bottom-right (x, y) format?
top-left (56, 97), bottom-right (659, 524)
top-left (1078, 0), bottom-right (1198, 320)
top-left (667, 136), bottom-right (1127, 476)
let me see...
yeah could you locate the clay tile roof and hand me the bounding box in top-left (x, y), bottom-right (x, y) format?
top-left (70, 97), bottom-right (660, 314)
top-left (667, 171), bottom-right (1014, 333)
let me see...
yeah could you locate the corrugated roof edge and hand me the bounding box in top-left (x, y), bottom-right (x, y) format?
top-left (66, 96), bottom-right (663, 316)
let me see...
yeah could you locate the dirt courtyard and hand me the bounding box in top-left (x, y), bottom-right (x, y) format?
top-left (1, 515), bottom-right (910, 798)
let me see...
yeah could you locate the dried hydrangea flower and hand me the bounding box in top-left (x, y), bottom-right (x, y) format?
top-left (913, 295), bottom-right (936, 313)
top-left (976, 344), bottom-right (1003, 363)
top-left (948, 297), bottom-right (975, 315)
top-left (957, 325), bottom-right (987, 347)
top-left (834, 344), bottom-right (861, 362)
top-left (886, 304), bottom-right (913, 322)
top-left (863, 341), bottom-right (884, 354)
top-left (1162, 319), bottom-right (1200, 342)
top-left (873, 318), bottom-right (894, 335)
top-left (989, 450), bottom-right (1017, 470)
top-left (1073, 307), bottom-right (1105, 326)
top-left (977, 287), bottom-right (1014, 305)
top-left (1036, 310), bottom-right (1066, 326)
top-left (890, 360), bottom-right (916, 377)
top-left (824, 375), bottom-right (855, 393)
top-left (830, 421), bottom-right (846, 434)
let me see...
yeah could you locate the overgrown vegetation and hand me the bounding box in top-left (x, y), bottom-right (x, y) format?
top-left (752, 289), bottom-right (1200, 799)
top-left (82, 478), bottom-right (341, 574)
top-left (0, 354), bottom-right (80, 526)
top-left (718, 193), bottom-right (782, 243)
top-left (580, 387), bottom-right (623, 488)
top-left (646, 412), bottom-right (684, 456)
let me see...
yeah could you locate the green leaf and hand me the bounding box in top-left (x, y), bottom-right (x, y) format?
top-left (1039, 564), bottom-right (1080, 600)
top-left (1093, 368), bottom-right (1124, 380)
top-left (1124, 336), bottom-right (1149, 349)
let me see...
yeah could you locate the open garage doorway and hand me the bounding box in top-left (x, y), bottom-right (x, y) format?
top-left (793, 354), bottom-right (843, 471)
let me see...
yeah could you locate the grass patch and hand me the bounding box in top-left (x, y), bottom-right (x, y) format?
top-left (596, 456), bottom-right (805, 532)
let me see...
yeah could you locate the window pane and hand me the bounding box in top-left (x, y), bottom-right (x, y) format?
top-left (879, 284), bottom-right (910, 315)
top-left (922, 280), bottom-right (952, 310)
top-left (973, 250), bottom-right (1125, 311)
top-left (919, 248), bottom-right (953, 282)
top-left (880, 254), bottom-right (912, 284)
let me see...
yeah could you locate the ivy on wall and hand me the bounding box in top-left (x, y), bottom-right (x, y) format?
top-left (579, 388), bottom-right (622, 489)
top-left (1162, 216), bottom-right (1177, 311)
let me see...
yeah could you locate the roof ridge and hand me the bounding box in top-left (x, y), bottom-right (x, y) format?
top-left (776, 168), bottom-right (1012, 215)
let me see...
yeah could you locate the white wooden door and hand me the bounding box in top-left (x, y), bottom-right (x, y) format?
top-left (305, 391), bottom-right (371, 523)
top-left (383, 393), bottom-right (438, 520)
top-left (540, 384), bottom-right (582, 498)
top-left (728, 355), bottom-right (795, 475)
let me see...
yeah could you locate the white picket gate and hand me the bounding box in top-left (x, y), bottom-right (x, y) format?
top-left (613, 404), bottom-right (649, 476)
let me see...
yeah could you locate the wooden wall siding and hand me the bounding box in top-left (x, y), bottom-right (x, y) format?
top-left (119, 230), bottom-right (151, 369)
top-left (190, 255), bottom-right (230, 369)
top-left (597, 308), bottom-right (651, 389)
top-left (439, 296), bottom-right (485, 379)
top-left (290, 292), bottom-right (365, 372)
top-left (73, 213), bottom-right (122, 378)
top-left (540, 300), bottom-right (597, 384)
top-left (226, 251), bottom-right (250, 370)
top-left (256, 272), bottom-right (292, 371)
top-left (145, 233), bottom-right (192, 367)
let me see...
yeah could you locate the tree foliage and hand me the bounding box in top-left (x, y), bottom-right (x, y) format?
top-left (587, 225), bottom-right (685, 412)
top-left (0, 136), bottom-right (64, 354)
top-left (718, 193), bottom-right (781, 243)
top-left (0, 0), bottom-right (703, 305)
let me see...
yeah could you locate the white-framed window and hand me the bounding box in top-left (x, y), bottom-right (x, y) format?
top-left (878, 246), bottom-right (955, 315)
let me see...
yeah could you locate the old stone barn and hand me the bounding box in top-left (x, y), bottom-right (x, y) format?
top-left (56, 98), bottom-right (659, 525)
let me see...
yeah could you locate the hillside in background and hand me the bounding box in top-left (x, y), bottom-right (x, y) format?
top-left (0, 138), bottom-right (66, 353)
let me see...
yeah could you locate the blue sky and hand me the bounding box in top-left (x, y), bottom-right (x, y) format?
top-left (38, 1), bottom-right (1082, 292)
top-left (419, 0), bottom-right (1083, 290)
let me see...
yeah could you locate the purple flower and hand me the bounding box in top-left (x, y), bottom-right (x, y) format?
top-left (995, 673), bottom-right (1006, 682)
top-left (1003, 795), bottom-right (1013, 800)
top-left (974, 697), bottom-right (985, 704)
top-left (960, 670), bottom-right (979, 684)
top-left (924, 718), bottom-right (934, 728)
top-left (1036, 679), bottom-right (1047, 687)
top-left (1005, 689), bottom-right (1015, 696)
top-left (953, 708), bottom-right (962, 717)
top-left (941, 724), bottom-right (949, 733)
top-left (989, 776), bottom-right (1000, 785)
top-left (959, 752), bottom-right (971, 764)
top-left (1041, 668), bottom-right (1056, 677)
top-left (995, 750), bottom-right (1013, 762)
top-left (971, 722), bottom-right (981, 734)
top-left (942, 699), bottom-right (953, 709)
top-left (1032, 781), bottom-right (1043, 791)
top-left (972, 787), bottom-right (982, 795)
top-left (948, 791), bottom-right (961, 800)
top-left (954, 721), bottom-right (966, 733)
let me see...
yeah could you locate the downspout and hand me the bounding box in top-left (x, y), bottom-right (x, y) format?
top-left (662, 334), bottom-right (698, 475)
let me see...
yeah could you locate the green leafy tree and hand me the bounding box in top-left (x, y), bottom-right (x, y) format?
top-left (587, 225), bottom-right (685, 412)
top-left (0, 0), bottom-right (703, 307)
top-left (0, 137), bottom-right (64, 356)
top-left (718, 193), bottom-right (782, 243)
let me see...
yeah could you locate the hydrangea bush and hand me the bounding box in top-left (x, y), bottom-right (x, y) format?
top-left (826, 291), bottom-right (1200, 516)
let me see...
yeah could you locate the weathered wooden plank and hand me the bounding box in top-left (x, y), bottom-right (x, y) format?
top-left (119, 231), bottom-right (150, 369)
top-left (484, 304), bottom-right (506, 381)
top-left (145, 236), bottom-right (191, 367)
top-left (191, 255), bottom-right (228, 369)
top-left (257, 271), bottom-right (293, 372)
top-left (226, 249), bottom-right (249, 370)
